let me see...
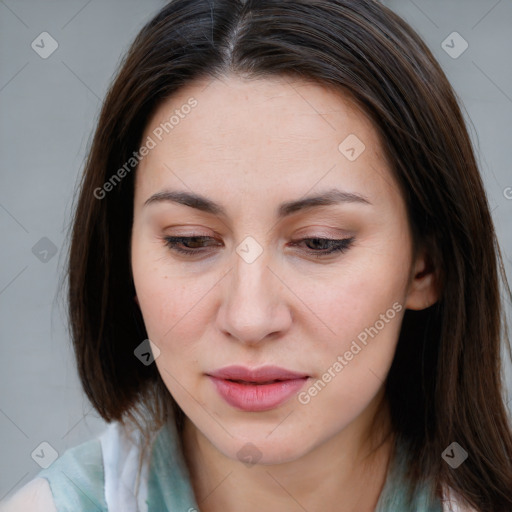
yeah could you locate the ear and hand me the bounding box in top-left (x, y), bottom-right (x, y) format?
top-left (404, 246), bottom-right (439, 310)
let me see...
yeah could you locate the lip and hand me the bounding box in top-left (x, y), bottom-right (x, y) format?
top-left (207, 365), bottom-right (309, 412)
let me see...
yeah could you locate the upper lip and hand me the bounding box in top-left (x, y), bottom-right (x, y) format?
top-left (207, 365), bottom-right (309, 383)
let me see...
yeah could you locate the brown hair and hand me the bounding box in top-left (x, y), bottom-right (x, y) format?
top-left (66, 0), bottom-right (512, 510)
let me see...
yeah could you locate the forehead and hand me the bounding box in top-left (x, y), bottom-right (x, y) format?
top-left (135, 74), bottom-right (397, 210)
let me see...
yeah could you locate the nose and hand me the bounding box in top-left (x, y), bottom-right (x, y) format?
top-left (216, 248), bottom-right (292, 346)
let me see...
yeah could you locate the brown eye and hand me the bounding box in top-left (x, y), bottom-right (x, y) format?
top-left (163, 236), bottom-right (220, 256)
top-left (163, 235), bottom-right (354, 259)
top-left (289, 237), bottom-right (355, 258)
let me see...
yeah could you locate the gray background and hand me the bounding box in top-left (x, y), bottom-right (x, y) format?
top-left (1, 0), bottom-right (511, 502)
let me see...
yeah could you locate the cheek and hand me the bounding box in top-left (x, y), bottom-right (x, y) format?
top-left (306, 249), bottom-right (409, 349)
top-left (135, 271), bottom-right (205, 344)
top-left (297, 239), bottom-right (409, 403)
top-left (306, 281), bottom-right (404, 393)
top-left (297, 276), bottom-right (404, 433)
top-left (131, 241), bottom-right (217, 360)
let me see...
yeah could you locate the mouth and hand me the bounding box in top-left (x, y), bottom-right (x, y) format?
top-left (207, 364), bottom-right (309, 382)
top-left (206, 365), bottom-right (310, 412)
top-left (226, 379), bottom-right (290, 385)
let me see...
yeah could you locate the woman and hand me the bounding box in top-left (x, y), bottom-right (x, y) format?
top-left (3, 0), bottom-right (511, 510)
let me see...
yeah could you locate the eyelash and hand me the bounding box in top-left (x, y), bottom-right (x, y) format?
top-left (162, 235), bottom-right (354, 259)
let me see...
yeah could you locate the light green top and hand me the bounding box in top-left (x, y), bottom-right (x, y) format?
top-left (36, 419), bottom-right (443, 511)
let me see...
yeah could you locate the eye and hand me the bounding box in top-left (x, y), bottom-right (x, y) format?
top-left (163, 236), bottom-right (221, 256)
top-left (289, 237), bottom-right (355, 258)
top-left (162, 235), bottom-right (354, 259)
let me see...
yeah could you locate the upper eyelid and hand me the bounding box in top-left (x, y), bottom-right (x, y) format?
top-left (161, 235), bottom-right (355, 261)
top-left (162, 235), bottom-right (354, 248)
top-left (163, 234), bottom-right (351, 242)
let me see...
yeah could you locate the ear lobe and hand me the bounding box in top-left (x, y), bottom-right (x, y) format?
top-left (404, 248), bottom-right (439, 310)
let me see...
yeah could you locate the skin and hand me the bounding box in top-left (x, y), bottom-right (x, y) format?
top-left (131, 74), bottom-right (437, 512)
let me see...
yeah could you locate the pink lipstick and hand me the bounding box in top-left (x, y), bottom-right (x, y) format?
top-left (207, 365), bottom-right (309, 412)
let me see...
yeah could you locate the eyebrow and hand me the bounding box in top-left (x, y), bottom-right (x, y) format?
top-left (143, 188), bottom-right (371, 219)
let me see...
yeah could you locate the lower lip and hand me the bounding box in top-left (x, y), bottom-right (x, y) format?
top-left (208, 376), bottom-right (309, 412)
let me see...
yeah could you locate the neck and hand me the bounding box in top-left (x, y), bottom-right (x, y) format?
top-left (180, 394), bottom-right (395, 512)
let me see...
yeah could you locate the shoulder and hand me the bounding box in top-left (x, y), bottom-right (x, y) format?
top-left (0, 477), bottom-right (57, 512)
top-left (1, 423), bottom-right (140, 512)
top-left (3, 432), bottom-right (109, 512)
top-left (38, 434), bottom-right (106, 510)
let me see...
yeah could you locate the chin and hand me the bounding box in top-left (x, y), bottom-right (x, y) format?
top-left (207, 426), bottom-right (314, 466)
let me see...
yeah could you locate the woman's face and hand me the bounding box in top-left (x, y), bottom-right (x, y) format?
top-left (131, 75), bottom-right (435, 464)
